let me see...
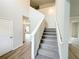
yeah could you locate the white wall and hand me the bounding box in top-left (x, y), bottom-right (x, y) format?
top-left (0, 19), bottom-right (13, 56)
top-left (39, 6), bottom-right (56, 28)
top-left (0, 0), bottom-right (30, 49)
top-left (56, 0), bottom-right (70, 59)
top-left (56, 0), bottom-right (70, 42)
top-left (28, 7), bottom-right (45, 59)
top-left (29, 7), bottom-right (45, 33)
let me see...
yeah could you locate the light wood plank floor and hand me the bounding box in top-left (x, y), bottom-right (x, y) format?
top-left (0, 42), bottom-right (31, 59)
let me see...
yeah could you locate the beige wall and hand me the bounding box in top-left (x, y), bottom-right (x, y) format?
top-left (70, 0), bottom-right (79, 38)
top-left (72, 23), bottom-right (78, 37)
top-left (70, 0), bottom-right (79, 17)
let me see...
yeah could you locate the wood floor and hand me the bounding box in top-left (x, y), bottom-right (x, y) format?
top-left (0, 42), bottom-right (31, 59)
top-left (69, 44), bottom-right (79, 59)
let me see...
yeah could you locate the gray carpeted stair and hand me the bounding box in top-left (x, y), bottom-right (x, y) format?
top-left (43, 35), bottom-right (57, 38)
top-left (44, 28), bottom-right (56, 32)
top-left (36, 55), bottom-right (53, 59)
top-left (44, 31), bottom-right (56, 35)
top-left (38, 49), bottom-right (59, 59)
top-left (41, 43), bottom-right (58, 51)
top-left (36, 28), bottom-right (60, 59)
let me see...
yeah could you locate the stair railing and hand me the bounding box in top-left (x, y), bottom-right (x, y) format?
top-left (56, 19), bottom-right (69, 59)
top-left (55, 20), bottom-right (63, 43)
top-left (31, 18), bottom-right (45, 59)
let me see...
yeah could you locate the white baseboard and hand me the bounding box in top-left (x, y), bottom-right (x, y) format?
top-left (12, 43), bottom-right (23, 50)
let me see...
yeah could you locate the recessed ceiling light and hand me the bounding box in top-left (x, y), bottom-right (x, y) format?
top-left (48, 7), bottom-right (53, 15)
top-left (48, 7), bottom-right (56, 15)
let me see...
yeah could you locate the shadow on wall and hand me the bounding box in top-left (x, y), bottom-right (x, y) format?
top-left (45, 20), bottom-right (48, 28)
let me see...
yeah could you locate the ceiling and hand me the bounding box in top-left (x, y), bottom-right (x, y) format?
top-left (30, 0), bottom-right (55, 9)
top-left (32, 0), bottom-right (55, 5)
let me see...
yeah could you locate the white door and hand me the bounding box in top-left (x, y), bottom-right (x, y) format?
top-left (0, 19), bottom-right (13, 56)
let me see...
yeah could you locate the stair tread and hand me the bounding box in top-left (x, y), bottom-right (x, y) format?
top-left (44, 31), bottom-right (56, 34)
top-left (36, 55), bottom-right (53, 59)
top-left (43, 37), bottom-right (57, 39)
top-left (42, 40), bottom-right (57, 45)
top-left (38, 49), bottom-right (59, 58)
top-left (42, 38), bottom-right (57, 42)
top-left (41, 43), bottom-right (58, 49)
top-left (43, 35), bottom-right (57, 38)
top-left (41, 43), bottom-right (58, 47)
top-left (39, 48), bottom-right (59, 54)
top-left (42, 40), bottom-right (58, 45)
top-left (45, 28), bottom-right (56, 30)
top-left (40, 45), bottom-right (58, 52)
top-left (45, 28), bottom-right (56, 32)
top-left (43, 33), bottom-right (56, 36)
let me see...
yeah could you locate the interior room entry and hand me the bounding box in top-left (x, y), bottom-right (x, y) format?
top-left (23, 16), bottom-right (30, 43)
top-left (0, 19), bottom-right (13, 56)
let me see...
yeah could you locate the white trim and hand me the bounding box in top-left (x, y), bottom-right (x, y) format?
top-left (70, 16), bottom-right (79, 23)
top-left (29, 7), bottom-right (45, 59)
top-left (31, 19), bottom-right (45, 59)
top-left (12, 43), bottom-right (23, 50)
top-left (31, 35), bottom-right (34, 59)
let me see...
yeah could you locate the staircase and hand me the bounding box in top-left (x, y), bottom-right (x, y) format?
top-left (36, 28), bottom-right (60, 59)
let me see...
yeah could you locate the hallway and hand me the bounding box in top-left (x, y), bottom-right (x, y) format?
top-left (36, 28), bottom-right (59, 59)
top-left (0, 0), bottom-right (79, 59)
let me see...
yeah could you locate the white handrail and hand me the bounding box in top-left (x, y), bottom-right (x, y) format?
top-left (31, 19), bottom-right (45, 59)
top-left (55, 19), bottom-right (67, 45)
top-left (31, 16), bottom-right (45, 35)
top-left (56, 19), bottom-right (69, 59)
top-left (55, 20), bottom-right (63, 43)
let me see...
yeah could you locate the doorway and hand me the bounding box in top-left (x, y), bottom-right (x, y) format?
top-left (23, 16), bottom-right (30, 43)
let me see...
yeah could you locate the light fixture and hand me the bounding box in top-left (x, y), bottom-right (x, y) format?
top-left (48, 7), bottom-right (55, 15)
